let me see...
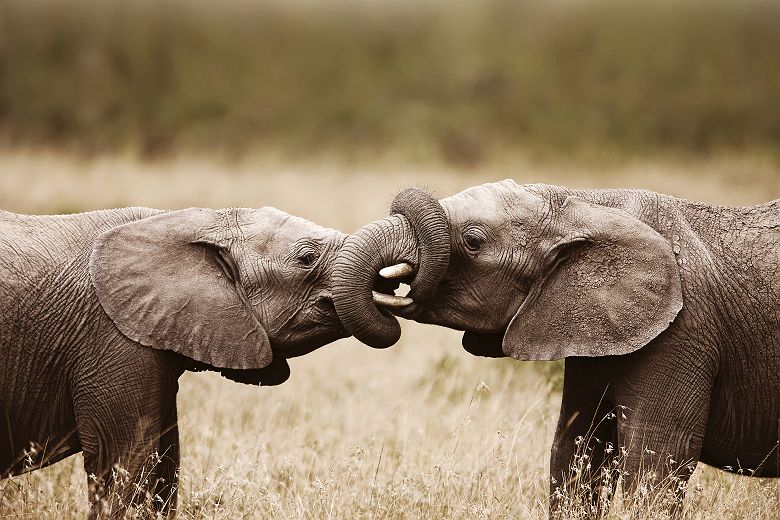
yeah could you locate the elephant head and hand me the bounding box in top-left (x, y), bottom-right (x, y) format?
top-left (333, 180), bottom-right (682, 360)
top-left (90, 207), bottom-right (348, 384)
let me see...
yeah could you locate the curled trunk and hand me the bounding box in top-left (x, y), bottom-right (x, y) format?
top-left (389, 189), bottom-right (451, 304)
top-left (332, 189), bottom-right (450, 348)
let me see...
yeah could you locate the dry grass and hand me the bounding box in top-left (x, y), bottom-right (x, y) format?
top-left (0, 151), bottom-right (778, 518)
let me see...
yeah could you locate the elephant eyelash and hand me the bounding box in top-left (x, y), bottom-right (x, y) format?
top-left (462, 227), bottom-right (487, 253)
top-left (293, 243), bottom-right (322, 268)
top-left (299, 251), bottom-right (319, 266)
top-left (464, 234), bottom-right (481, 251)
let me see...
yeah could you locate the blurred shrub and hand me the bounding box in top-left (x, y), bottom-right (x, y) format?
top-left (0, 0), bottom-right (778, 162)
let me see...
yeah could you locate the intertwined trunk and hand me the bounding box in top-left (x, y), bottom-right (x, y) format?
top-left (332, 188), bottom-right (451, 348)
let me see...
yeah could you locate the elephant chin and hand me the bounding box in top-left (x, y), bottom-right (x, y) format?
top-left (185, 327), bottom-right (349, 386)
top-left (462, 330), bottom-right (507, 358)
top-left (184, 356), bottom-right (292, 386)
top-left (220, 356), bottom-right (291, 386)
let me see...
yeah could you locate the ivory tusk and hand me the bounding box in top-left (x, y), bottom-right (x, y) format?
top-left (372, 291), bottom-right (413, 308)
top-left (379, 262), bottom-right (415, 280)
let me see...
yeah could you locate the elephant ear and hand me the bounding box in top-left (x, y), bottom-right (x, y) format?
top-left (503, 197), bottom-right (682, 360)
top-left (89, 208), bottom-right (273, 370)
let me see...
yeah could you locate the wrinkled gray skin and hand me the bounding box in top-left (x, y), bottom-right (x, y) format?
top-left (334, 181), bottom-right (779, 513)
top-left (0, 206), bottom-right (347, 517)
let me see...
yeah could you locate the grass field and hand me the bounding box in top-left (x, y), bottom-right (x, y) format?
top-left (0, 152), bottom-right (777, 518)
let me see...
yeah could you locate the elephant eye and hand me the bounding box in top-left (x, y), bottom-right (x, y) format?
top-left (295, 245), bottom-right (321, 268)
top-left (463, 229), bottom-right (484, 252)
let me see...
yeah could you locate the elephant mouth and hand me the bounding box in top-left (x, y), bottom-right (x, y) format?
top-left (307, 290), bottom-right (349, 332)
top-left (366, 262), bottom-right (419, 317)
top-left (371, 260), bottom-right (524, 361)
top-left (273, 328), bottom-right (346, 359)
top-left (371, 272), bottom-right (412, 309)
top-left (273, 291), bottom-right (349, 357)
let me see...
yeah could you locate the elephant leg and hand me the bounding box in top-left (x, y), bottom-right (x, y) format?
top-left (80, 417), bottom-right (159, 518)
top-left (75, 364), bottom-right (180, 518)
top-left (1, 404), bottom-right (14, 476)
top-left (148, 412), bottom-right (180, 515)
top-left (80, 400), bottom-right (179, 518)
top-left (550, 358), bottom-right (619, 518)
top-left (612, 356), bottom-right (713, 515)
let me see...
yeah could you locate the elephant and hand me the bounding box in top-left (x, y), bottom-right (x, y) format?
top-left (0, 206), bottom-right (348, 517)
top-left (332, 181), bottom-right (779, 513)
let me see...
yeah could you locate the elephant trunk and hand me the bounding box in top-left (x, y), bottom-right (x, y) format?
top-left (389, 188), bottom-right (451, 304)
top-left (332, 188), bottom-right (450, 348)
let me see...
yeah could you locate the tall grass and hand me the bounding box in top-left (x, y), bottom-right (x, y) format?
top-left (2, 322), bottom-right (777, 518)
top-left (1, 0), bottom-right (779, 163)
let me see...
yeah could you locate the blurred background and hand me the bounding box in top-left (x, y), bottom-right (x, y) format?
top-left (1, 0), bottom-right (778, 517)
top-left (1, 0), bottom-right (778, 215)
top-left (2, 0), bottom-right (780, 165)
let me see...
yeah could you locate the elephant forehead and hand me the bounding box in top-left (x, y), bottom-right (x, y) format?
top-left (443, 184), bottom-right (505, 224)
top-left (442, 180), bottom-right (543, 227)
top-left (233, 207), bottom-right (342, 252)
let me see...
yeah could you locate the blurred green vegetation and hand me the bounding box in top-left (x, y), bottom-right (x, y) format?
top-left (0, 0), bottom-right (778, 164)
